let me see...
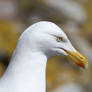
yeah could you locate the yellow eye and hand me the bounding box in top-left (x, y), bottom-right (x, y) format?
top-left (56, 37), bottom-right (63, 42)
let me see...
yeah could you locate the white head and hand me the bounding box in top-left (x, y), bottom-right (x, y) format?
top-left (19, 21), bottom-right (87, 68)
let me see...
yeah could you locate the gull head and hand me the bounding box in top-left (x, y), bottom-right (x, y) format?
top-left (20, 21), bottom-right (88, 69)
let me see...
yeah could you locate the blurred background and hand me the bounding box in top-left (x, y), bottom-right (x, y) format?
top-left (0, 0), bottom-right (92, 92)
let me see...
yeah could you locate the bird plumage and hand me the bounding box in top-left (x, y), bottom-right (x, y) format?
top-left (0, 21), bottom-right (87, 92)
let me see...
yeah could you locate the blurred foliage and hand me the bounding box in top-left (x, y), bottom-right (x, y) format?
top-left (0, 20), bottom-right (20, 54)
top-left (17, 0), bottom-right (40, 13)
top-left (82, 2), bottom-right (92, 45)
top-left (0, 63), bottom-right (5, 77)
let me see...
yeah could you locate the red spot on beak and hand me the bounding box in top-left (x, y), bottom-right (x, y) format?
top-left (78, 62), bottom-right (84, 68)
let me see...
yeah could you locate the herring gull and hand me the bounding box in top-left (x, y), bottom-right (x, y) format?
top-left (0, 21), bottom-right (88, 92)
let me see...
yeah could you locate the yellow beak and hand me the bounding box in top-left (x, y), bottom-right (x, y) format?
top-left (64, 50), bottom-right (88, 69)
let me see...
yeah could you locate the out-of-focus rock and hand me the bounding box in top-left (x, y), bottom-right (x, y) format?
top-left (27, 4), bottom-right (67, 25)
top-left (77, 0), bottom-right (89, 3)
top-left (0, 0), bottom-right (17, 20)
top-left (44, 0), bottom-right (87, 24)
top-left (52, 83), bottom-right (83, 92)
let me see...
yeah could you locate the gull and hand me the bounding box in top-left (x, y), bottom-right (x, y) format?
top-left (0, 21), bottom-right (88, 92)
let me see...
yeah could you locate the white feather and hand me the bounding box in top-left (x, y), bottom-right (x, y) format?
top-left (0, 21), bottom-right (76, 92)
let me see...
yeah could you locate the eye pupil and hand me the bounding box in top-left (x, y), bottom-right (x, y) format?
top-left (56, 37), bottom-right (63, 42)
